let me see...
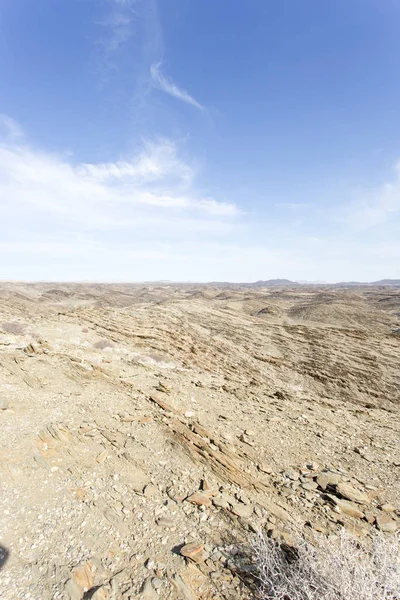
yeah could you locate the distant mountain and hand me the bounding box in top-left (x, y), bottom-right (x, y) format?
top-left (249, 279), bottom-right (298, 287)
top-left (206, 278), bottom-right (400, 288)
top-left (372, 279), bottom-right (400, 286)
top-left (335, 279), bottom-right (400, 287)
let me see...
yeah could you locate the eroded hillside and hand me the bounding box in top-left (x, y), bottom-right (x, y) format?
top-left (0, 283), bottom-right (399, 599)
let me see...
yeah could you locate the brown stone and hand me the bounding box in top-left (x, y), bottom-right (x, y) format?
top-left (96, 450), bottom-right (108, 464)
top-left (72, 562), bottom-right (93, 594)
top-left (316, 472), bottom-right (341, 491)
top-left (327, 495), bottom-right (365, 519)
top-left (335, 482), bottom-right (370, 505)
top-left (379, 504), bottom-right (396, 513)
top-left (230, 502), bottom-right (253, 518)
top-left (186, 491), bottom-right (212, 507)
top-left (376, 514), bottom-right (399, 533)
top-left (180, 542), bottom-right (204, 562)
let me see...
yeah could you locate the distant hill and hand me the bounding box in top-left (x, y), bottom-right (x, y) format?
top-left (206, 278), bottom-right (400, 288)
top-left (249, 279), bottom-right (298, 287)
top-left (335, 279), bottom-right (400, 287)
top-left (372, 279), bottom-right (400, 286)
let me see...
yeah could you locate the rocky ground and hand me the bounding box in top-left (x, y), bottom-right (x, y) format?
top-left (0, 282), bottom-right (399, 599)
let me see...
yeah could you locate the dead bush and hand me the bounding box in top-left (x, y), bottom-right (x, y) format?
top-left (253, 529), bottom-right (400, 600)
top-left (1, 321), bottom-right (27, 335)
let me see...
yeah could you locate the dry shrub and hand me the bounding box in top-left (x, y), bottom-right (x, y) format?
top-left (253, 529), bottom-right (400, 600)
top-left (93, 339), bottom-right (113, 350)
top-left (1, 321), bottom-right (27, 335)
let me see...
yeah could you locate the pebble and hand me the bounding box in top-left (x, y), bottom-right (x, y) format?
top-left (0, 398), bottom-right (9, 410)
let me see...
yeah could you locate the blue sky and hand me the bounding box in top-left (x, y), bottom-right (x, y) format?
top-left (1, 0), bottom-right (400, 282)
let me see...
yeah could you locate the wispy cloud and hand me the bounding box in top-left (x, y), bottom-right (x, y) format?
top-left (0, 118), bottom-right (237, 236)
top-left (0, 115), bottom-right (24, 141)
top-left (343, 163), bottom-right (400, 231)
top-left (150, 62), bottom-right (204, 111)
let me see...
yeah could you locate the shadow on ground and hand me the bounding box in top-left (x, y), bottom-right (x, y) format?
top-left (0, 545), bottom-right (9, 571)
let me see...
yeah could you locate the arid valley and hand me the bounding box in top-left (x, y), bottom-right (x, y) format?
top-left (0, 282), bottom-right (399, 599)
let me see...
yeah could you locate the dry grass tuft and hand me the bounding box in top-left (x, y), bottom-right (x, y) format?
top-left (253, 529), bottom-right (400, 600)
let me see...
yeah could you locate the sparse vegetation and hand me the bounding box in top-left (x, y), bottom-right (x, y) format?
top-left (253, 530), bottom-right (400, 600)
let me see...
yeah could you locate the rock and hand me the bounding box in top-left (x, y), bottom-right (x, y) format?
top-left (186, 491), bottom-right (212, 507)
top-left (152, 577), bottom-right (163, 590)
top-left (96, 450), bottom-right (108, 464)
top-left (156, 515), bottom-right (175, 527)
top-left (71, 563), bottom-right (93, 594)
top-left (171, 574), bottom-right (197, 600)
top-left (180, 542), bottom-right (204, 563)
top-left (66, 579), bottom-right (83, 600)
top-left (200, 478), bottom-right (210, 491)
top-left (301, 482), bottom-right (318, 492)
top-left (316, 472), bottom-right (341, 491)
top-left (141, 577), bottom-right (158, 599)
top-left (344, 520), bottom-right (369, 537)
top-left (0, 398), bottom-right (9, 410)
top-left (91, 587), bottom-right (110, 600)
top-left (306, 462), bottom-right (320, 471)
top-left (236, 490), bottom-right (250, 504)
top-left (327, 495), bottom-right (365, 519)
top-left (307, 521), bottom-right (328, 534)
top-left (335, 482), bottom-right (370, 505)
top-left (156, 382), bottom-right (171, 394)
top-left (364, 511), bottom-right (375, 524)
top-left (144, 484), bottom-right (159, 497)
top-left (212, 496), bottom-right (229, 509)
top-left (379, 504), bottom-right (396, 513)
top-left (184, 410), bottom-right (196, 418)
top-left (239, 433), bottom-right (255, 446)
top-left (230, 502), bottom-right (253, 518)
top-left (283, 469), bottom-right (299, 481)
top-left (145, 558), bottom-right (156, 570)
top-left (258, 463), bottom-right (272, 474)
top-left (376, 514), bottom-right (399, 533)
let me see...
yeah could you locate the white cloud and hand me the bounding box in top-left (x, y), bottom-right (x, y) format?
top-left (0, 117), bottom-right (240, 283)
top-left (150, 62), bottom-right (204, 111)
top-left (0, 134), bottom-right (237, 220)
top-left (1, 116), bottom-right (400, 282)
top-left (77, 139), bottom-right (194, 184)
top-left (0, 115), bottom-right (24, 141)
